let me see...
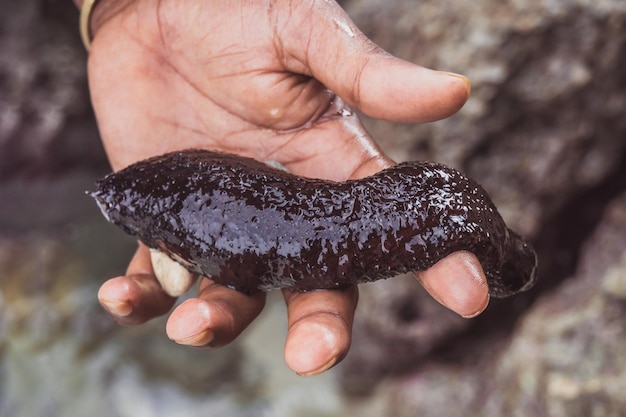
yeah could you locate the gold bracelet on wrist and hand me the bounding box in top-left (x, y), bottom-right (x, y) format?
top-left (80, 0), bottom-right (99, 51)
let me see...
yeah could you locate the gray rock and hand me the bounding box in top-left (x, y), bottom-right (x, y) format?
top-left (481, 192), bottom-right (626, 417)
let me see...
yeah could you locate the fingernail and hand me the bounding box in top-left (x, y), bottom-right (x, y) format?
top-left (439, 71), bottom-right (472, 95)
top-left (456, 253), bottom-right (490, 318)
top-left (414, 251), bottom-right (490, 318)
top-left (296, 356), bottom-right (337, 377)
top-left (100, 299), bottom-right (133, 317)
top-left (460, 293), bottom-right (490, 319)
top-left (174, 329), bottom-right (214, 347)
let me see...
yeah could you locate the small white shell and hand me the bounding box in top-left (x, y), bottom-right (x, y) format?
top-left (150, 249), bottom-right (198, 297)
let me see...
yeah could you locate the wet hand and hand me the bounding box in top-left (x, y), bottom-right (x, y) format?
top-left (87, 0), bottom-right (484, 376)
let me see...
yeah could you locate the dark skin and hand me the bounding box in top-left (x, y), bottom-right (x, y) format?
top-left (76, 0), bottom-right (489, 376)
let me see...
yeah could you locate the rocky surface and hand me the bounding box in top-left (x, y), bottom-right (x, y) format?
top-left (483, 192), bottom-right (626, 416)
top-left (1, 0), bottom-right (626, 416)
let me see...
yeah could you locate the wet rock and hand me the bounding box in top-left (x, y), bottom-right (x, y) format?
top-left (481, 192), bottom-right (626, 417)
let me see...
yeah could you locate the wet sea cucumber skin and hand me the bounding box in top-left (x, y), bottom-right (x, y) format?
top-left (90, 149), bottom-right (537, 298)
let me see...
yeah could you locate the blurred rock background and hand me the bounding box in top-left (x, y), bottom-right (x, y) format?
top-left (1, 0), bottom-right (625, 416)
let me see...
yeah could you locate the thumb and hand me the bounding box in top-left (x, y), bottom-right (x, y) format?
top-left (282, 1), bottom-right (470, 123)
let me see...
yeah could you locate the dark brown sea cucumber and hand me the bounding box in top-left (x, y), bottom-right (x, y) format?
top-left (89, 149), bottom-right (537, 297)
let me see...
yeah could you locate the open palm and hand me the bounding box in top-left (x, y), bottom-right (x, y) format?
top-left (87, 0), bottom-right (487, 376)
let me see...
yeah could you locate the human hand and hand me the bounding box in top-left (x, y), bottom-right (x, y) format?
top-left (85, 0), bottom-right (487, 376)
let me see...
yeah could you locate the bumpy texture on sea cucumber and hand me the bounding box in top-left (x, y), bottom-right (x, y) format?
top-left (90, 149), bottom-right (537, 297)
